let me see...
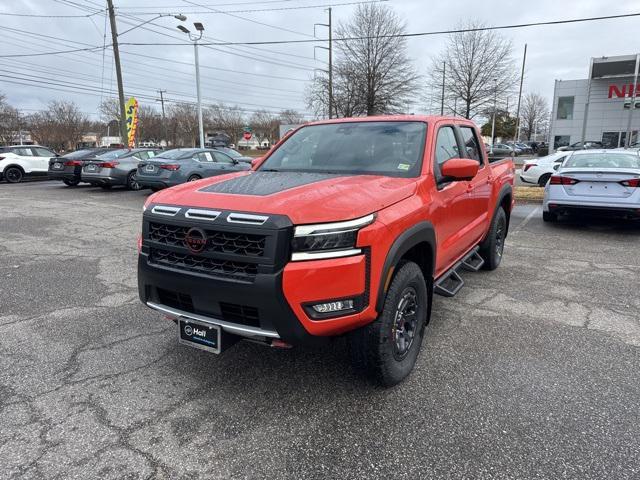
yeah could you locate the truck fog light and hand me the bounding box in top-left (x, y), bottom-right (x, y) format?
top-left (312, 299), bottom-right (354, 314)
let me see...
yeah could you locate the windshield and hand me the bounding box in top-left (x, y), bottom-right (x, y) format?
top-left (96, 149), bottom-right (130, 160)
top-left (154, 149), bottom-right (198, 160)
top-left (259, 121), bottom-right (427, 177)
top-left (564, 153), bottom-right (640, 169)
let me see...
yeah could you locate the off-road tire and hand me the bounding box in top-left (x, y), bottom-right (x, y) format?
top-left (348, 261), bottom-right (428, 387)
top-left (479, 206), bottom-right (507, 271)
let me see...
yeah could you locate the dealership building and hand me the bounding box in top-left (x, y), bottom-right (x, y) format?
top-left (549, 54), bottom-right (640, 152)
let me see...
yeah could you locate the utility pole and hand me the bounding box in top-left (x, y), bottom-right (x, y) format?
top-left (106, 0), bottom-right (128, 145)
top-left (157, 89), bottom-right (167, 146)
top-left (440, 61), bottom-right (446, 115)
top-left (514, 43), bottom-right (527, 142)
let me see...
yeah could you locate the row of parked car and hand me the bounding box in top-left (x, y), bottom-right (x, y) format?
top-left (0, 145), bottom-right (254, 190)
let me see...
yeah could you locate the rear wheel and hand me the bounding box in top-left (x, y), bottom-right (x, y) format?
top-left (63, 178), bottom-right (80, 187)
top-left (126, 171), bottom-right (142, 190)
top-left (187, 175), bottom-right (201, 182)
top-left (538, 173), bottom-right (551, 187)
top-left (348, 261), bottom-right (428, 387)
top-left (479, 206), bottom-right (507, 271)
top-left (543, 211), bottom-right (558, 223)
top-left (4, 167), bottom-right (23, 183)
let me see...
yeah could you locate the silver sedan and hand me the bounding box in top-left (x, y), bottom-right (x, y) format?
top-left (81, 148), bottom-right (160, 190)
top-left (543, 150), bottom-right (640, 222)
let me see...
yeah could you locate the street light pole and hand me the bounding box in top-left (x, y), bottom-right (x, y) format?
top-left (179, 22), bottom-right (205, 148)
top-left (194, 38), bottom-right (204, 148)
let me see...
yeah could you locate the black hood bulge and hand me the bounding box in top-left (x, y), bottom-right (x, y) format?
top-left (199, 171), bottom-right (343, 196)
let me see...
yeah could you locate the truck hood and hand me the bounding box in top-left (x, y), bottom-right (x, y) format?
top-left (149, 171), bottom-right (417, 224)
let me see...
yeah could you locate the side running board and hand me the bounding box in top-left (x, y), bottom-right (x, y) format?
top-left (434, 247), bottom-right (484, 297)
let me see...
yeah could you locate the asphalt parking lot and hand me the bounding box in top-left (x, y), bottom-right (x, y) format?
top-left (1, 181), bottom-right (639, 479)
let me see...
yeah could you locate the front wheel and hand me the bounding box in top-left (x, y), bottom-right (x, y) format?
top-left (348, 261), bottom-right (428, 387)
top-left (4, 167), bottom-right (23, 183)
top-left (479, 206), bottom-right (507, 271)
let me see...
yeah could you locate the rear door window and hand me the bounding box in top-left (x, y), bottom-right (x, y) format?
top-left (213, 152), bottom-right (234, 164)
top-left (15, 148), bottom-right (33, 156)
top-left (33, 147), bottom-right (55, 157)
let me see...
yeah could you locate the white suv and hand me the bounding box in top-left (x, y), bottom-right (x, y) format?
top-left (0, 145), bottom-right (58, 183)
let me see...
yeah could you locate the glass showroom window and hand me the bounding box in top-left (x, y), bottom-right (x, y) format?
top-left (557, 96), bottom-right (574, 120)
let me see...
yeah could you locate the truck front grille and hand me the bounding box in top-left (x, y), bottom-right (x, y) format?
top-left (149, 222), bottom-right (266, 257)
top-left (149, 248), bottom-right (258, 280)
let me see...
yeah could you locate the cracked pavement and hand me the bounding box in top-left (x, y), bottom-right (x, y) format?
top-left (1, 181), bottom-right (639, 479)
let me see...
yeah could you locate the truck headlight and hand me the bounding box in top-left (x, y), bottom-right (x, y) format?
top-left (291, 214), bottom-right (374, 261)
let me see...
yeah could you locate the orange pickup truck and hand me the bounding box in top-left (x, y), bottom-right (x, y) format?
top-left (138, 115), bottom-right (515, 386)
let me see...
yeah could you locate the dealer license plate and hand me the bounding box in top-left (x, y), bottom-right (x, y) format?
top-left (178, 318), bottom-right (221, 354)
top-left (53, 162), bottom-right (63, 169)
top-left (86, 164), bottom-right (97, 172)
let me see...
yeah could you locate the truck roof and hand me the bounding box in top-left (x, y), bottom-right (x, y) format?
top-left (303, 115), bottom-right (471, 127)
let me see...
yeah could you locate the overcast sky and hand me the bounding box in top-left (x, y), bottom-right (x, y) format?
top-left (1, 0), bottom-right (639, 121)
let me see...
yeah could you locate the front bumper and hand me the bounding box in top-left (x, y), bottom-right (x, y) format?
top-left (137, 207), bottom-right (376, 347)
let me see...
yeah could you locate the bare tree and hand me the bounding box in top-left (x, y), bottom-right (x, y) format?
top-left (29, 101), bottom-right (89, 151)
top-left (0, 93), bottom-right (24, 145)
top-left (307, 3), bottom-right (419, 117)
top-left (207, 104), bottom-right (245, 145)
top-left (98, 97), bottom-right (121, 124)
top-left (137, 105), bottom-right (163, 144)
top-left (249, 110), bottom-right (278, 145)
top-left (168, 103), bottom-right (199, 147)
top-left (520, 92), bottom-right (549, 140)
top-left (277, 109), bottom-right (304, 125)
top-left (429, 21), bottom-right (518, 119)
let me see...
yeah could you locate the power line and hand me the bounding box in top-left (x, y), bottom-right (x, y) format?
top-left (0, 46), bottom-right (105, 58)
top-left (0, 11), bottom-right (104, 17)
top-left (130, 0), bottom-right (387, 16)
top-left (118, 11), bottom-right (640, 46)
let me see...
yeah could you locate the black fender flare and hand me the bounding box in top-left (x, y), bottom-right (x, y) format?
top-left (375, 221), bottom-right (436, 313)
top-left (494, 183), bottom-right (514, 234)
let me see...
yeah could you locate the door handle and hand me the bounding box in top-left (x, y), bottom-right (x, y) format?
top-left (466, 183), bottom-right (474, 193)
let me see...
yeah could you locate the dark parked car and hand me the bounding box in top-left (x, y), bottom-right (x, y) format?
top-left (136, 148), bottom-right (250, 191)
top-left (557, 141), bottom-right (603, 152)
top-left (486, 143), bottom-right (516, 159)
top-left (81, 148), bottom-right (160, 190)
top-left (48, 148), bottom-right (112, 186)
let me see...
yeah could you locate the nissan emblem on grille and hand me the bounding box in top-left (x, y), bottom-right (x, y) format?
top-left (184, 227), bottom-right (208, 254)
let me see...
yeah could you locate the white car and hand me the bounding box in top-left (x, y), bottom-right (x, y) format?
top-left (0, 145), bottom-right (58, 183)
top-left (520, 152), bottom-right (570, 187)
top-left (542, 150), bottom-right (640, 222)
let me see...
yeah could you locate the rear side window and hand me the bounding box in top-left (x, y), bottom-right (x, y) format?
top-left (459, 126), bottom-right (482, 163)
top-left (433, 127), bottom-right (459, 182)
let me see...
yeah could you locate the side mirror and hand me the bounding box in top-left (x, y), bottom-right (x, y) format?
top-left (440, 157), bottom-right (480, 182)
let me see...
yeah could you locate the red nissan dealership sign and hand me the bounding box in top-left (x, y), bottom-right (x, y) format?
top-left (608, 83), bottom-right (640, 98)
